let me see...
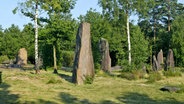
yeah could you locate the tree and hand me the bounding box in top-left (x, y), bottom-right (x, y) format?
top-left (171, 15), bottom-right (184, 67)
top-left (21, 23), bottom-right (35, 64)
top-left (79, 9), bottom-right (126, 68)
top-left (99, 0), bottom-right (150, 65)
top-left (39, 0), bottom-right (76, 73)
top-left (130, 25), bottom-right (149, 69)
top-left (14, 0), bottom-right (42, 73)
top-left (138, 0), bottom-right (184, 68)
top-left (40, 16), bottom-right (77, 73)
top-left (0, 25), bottom-right (21, 59)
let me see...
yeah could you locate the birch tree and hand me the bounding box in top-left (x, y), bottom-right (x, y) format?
top-left (99, 0), bottom-right (150, 65)
top-left (13, 0), bottom-right (42, 73)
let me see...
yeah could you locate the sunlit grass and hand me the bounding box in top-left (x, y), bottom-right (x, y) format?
top-left (0, 68), bottom-right (184, 104)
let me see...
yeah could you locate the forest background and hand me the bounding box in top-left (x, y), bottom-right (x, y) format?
top-left (0, 0), bottom-right (184, 72)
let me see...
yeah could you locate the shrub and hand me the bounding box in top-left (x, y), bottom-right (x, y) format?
top-left (119, 70), bottom-right (144, 80)
top-left (47, 77), bottom-right (62, 84)
top-left (0, 55), bottom-right (9, 64)
top-left (84, 75), bottom-right (94, 84)
top-left (147, 72), bottom-right (162, 83)
top-left (176, 84), bottom-right (184, 93)
top-left (163, 70), bottom-right (182, 77)
top-left (95, 63), bottom-right (101, 73)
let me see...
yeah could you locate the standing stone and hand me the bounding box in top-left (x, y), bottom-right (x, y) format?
top-left (17, 48), bottom-right (27, 66)
top-left (153, 55), bottom-right (159, 71)
top-left (157, 49), bottom-right (164, 69)
top-left (166, 49), bottom-right (175, 70)
top-left (72, 22), bottom-right (94, 85)
top-left (99, 38), bottom-right (111, 72)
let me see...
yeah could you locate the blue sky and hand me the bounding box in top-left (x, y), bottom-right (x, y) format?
top-left (0, 0), bottom-right (101, 30)
top-left (0, 0), bottom-right (183, 30)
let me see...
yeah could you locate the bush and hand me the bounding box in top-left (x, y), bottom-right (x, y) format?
top-left (84, 75), bottom-right (94, 84)
top-left (147, 72), bottom-right (162, 83)
top-left (176, 84), bottom-right (184, 93)
top-left (47, 77), bottom-right (62, 84)
top-left (119, 70), bottom-right (144, 80)
top-left (163, 70), bottom-right (182, 77)
top-left (62, 51), bottom-right (74, 67)
top-left (0, 55), bottom-right (9, 64)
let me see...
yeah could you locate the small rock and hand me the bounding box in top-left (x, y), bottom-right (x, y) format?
top-left (160, 86), bottom-right (181, 92)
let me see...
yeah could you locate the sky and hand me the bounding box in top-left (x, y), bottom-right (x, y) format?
top-left (0, 0), bottom-right (183, 30)
top-left (0, 0), bottom-right (101, 30)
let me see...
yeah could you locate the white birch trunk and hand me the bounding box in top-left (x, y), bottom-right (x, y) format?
top-left (127, 13), bottom-right (131, 65)
top-left (34, 1), bottom-right (39, 73)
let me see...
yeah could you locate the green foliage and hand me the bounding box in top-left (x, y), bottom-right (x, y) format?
top-left (40, 43), bottom-right (53, 67)
top-left (0, 24), bottom-right (34, 63)
top-left (163, 70), bottom-right (182, 78)
top-left (119, 70), bottom-right (144, 80)
top-left (62, 51), bottom-right (74, 67)
top-left (47, 77), bottom-right (62, 84)
top-left (171, 15), bottom-right (184, 67)
top-left (80, 9), bottom-right (125, 67)
top-left (84, 75), bottom-right (94, 84)
top-left (130, 26), bottom-right (149, 68)
top-left (147, 72), bottom-right (162, 83)
top-left (39, 16), bottom-right (77, 68)
top-left (0, 55), bottom-right (9, 64)
top-left (176, 84), bottom-right (184, 93)
top-left (0, 25), bottom-right (21, 59)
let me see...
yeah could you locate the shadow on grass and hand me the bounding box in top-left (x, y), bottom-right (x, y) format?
top-left (0, 83), bottom-right (19, 104)
top-left (58, 73), bottom-right (73, 83)
top-left (118, 92), bottom-right (184, 104)
top-left (59, 92), bottom-right (184, 104)
top-left (59, 92), bottom-right (118, 104)
top-left (60, 92), bottom-right (93, 104)
top-left (23, 99), bottom-right (58, 104)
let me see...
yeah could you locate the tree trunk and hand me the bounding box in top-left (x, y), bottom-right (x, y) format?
top-left (126, 10), bottom-right (131, 65)
top-left (154, 18), bottom-right (156, 44)
top-left (53, 44), bottom-right (58, 74)
top-left (167, 15), bottom-right (171, 32)
top-left (35, 1), bottom-right (39, 74)
top-left (167, 0), bottom-right (171, 32)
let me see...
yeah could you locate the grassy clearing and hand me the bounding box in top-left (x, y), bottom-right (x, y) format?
top-left (0, 68), bottom-right (184, 104)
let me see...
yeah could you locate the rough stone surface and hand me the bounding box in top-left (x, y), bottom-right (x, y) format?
top-left (99, 38), bottom-right (111, 72)
top-left (160, 86), bottom-right (181, 92)
top-left (157, 49), bottom-right (164, 69)
top-left (153, 55), bottom-right (159, 71)
top-left (166, 49), bottom-right (175, 70)
top-left (72, 22), bottom-right (94, 85)
top-left (17, 48), bottom-right (27, 66)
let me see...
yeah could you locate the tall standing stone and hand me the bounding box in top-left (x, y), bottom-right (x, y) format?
top-left (72, 22), bottom-right (94, 85)
top-left (17, 48), bottom-right (27, 66)
top-left (157, 49), bottom-right (164, 69)
top-left (153, 55), bottom-right (159, 71)
top-left (99, 38), bottom-right (111, 72)
top-left (166, 49), bottom-right (175, 70)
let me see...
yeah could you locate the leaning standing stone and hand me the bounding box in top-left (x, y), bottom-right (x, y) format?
top-left (99, 38), bottom-right (111, 72)
top-left (153, 55), bottom-right (159, 71)
top-left (72, 22), bottom-right (95, 85)
top-left (17, 48), bottom-right (27, 66)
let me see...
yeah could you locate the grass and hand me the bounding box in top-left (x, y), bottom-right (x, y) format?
top-left (0, 68), bottom-right (184, 104)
